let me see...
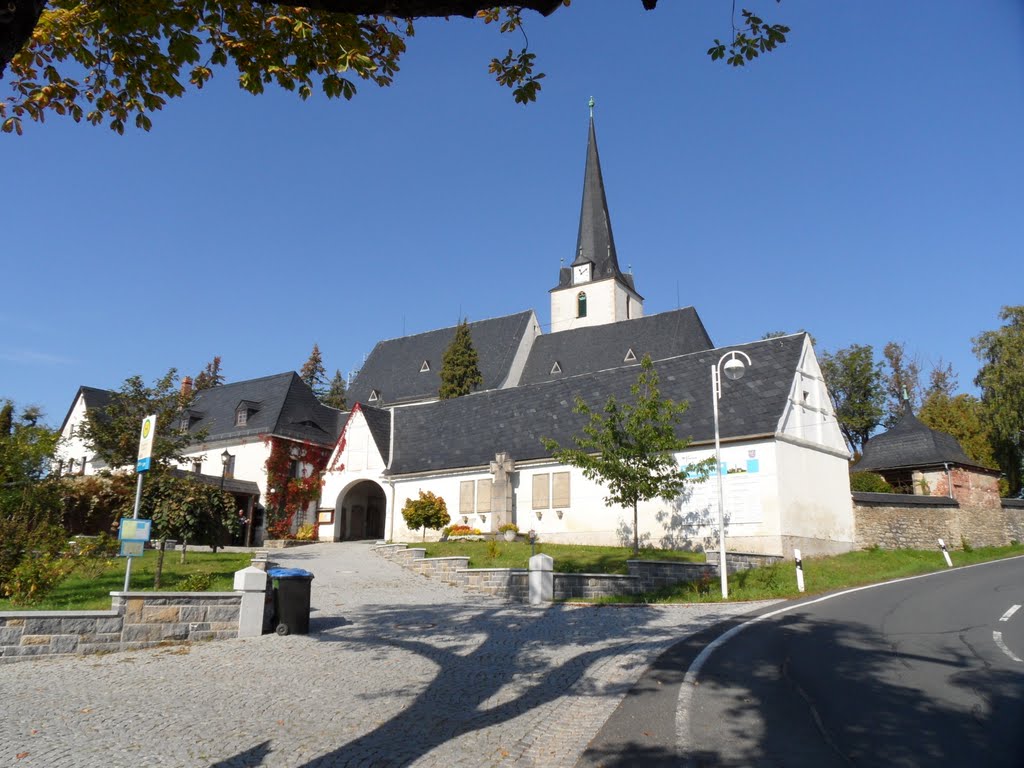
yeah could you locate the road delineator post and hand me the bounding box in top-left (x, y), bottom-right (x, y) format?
top-left (938, 538), bottom-right (953, 567)
top-left (794, 549), bottom-right (805, 592)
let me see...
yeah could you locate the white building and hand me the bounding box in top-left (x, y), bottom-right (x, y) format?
top-left (318, 113), bottom-right (854, 557)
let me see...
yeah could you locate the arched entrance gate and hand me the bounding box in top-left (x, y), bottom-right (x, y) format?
top-left (335, 480), bottom-right (386, 541)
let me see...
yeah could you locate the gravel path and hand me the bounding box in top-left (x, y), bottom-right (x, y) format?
top-left (1, 542), bottom-right (762, 767)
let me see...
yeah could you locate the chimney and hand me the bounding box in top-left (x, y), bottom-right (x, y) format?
top-left (181, 376), bottom-right (193, 399)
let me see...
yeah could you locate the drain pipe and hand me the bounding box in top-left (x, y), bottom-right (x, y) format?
top-left (386, 407), bottom-right (397, 542)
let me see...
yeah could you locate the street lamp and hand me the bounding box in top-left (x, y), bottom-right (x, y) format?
top-left (218, 450), bottom-right (232, 552)
top-left (711, 349), bottom-right (752, 599)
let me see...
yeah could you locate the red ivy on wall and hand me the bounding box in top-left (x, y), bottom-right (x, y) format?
top-left (263, 437), bottom-right (331, 539)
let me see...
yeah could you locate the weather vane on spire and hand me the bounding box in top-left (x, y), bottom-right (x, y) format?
top-left (589, 96), bottom-right (594, 118)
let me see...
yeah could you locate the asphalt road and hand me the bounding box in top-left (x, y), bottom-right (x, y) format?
top-left (581, 556), bottom-right (1024, 767)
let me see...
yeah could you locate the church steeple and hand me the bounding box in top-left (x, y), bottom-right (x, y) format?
top-left (548, 99), bottom-right (644, 333)
top-left (572, 100), bottom-right (627, 287)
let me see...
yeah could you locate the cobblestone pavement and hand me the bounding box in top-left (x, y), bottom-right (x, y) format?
top-left (1, 542), bottom-right (764, 767)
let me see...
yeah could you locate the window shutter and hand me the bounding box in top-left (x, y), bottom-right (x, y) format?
top-left (476, 480), bottom-right (491, 513)
top-left (532, 474), bottom-right (550, 510)
top-left (552, 472), bottom-right (570, 507)
top-left (460, 480), bottom-right (475, 514)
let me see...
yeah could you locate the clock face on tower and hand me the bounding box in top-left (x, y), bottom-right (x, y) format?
top-left (574, 264), bottom-right (591, 284)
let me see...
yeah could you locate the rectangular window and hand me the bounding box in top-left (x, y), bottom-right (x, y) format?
top-left (532, 473), bottom-right (550, 510)
top-left (225, 454), bottom-right (236, 479)
top-left (192, 460), bottom-right (202, 474)
top-left (476, 480), bottom-right (491, 513)
top-left (460, 480), bottom-right (475, 515)
top-left (236, 409), bottom-right (247, 426)
top-left (289, 460), bottom-right (301, 479)
top-left (552, 472), bottom-right (570, 508)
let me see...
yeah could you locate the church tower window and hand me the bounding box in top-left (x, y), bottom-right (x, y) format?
top-left (577, 292), bottom-right (587, 319)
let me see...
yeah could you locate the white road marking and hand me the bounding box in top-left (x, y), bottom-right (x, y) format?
top-left (993, 631), bottom-right (1023, 663)
top-left (676, 554), bottom-right (1024, 753)
top-left (999, 604), bottom-right (1021, 622)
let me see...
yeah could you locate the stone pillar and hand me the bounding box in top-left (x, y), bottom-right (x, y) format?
top-left (529, 553), bottom-right (553, 605)
top-left (489, 452), bottom-right (516, 530)
top-left (234, 566), bottom-right (269, 638)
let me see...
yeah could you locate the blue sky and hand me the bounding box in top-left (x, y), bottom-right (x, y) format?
top-left (3, 1), bottom-right (1023, 427)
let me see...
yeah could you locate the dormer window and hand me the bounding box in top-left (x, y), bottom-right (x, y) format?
top-left (369, 389), bottom-right (380, 402)
top-left (234, 400), bottom-right (259, 427)
top-left (550, 361), bottom-right (562, 375)
top-left (420, 361), bottom-right (430, 373)
top-left (624, 348), bottom-right (637, 363)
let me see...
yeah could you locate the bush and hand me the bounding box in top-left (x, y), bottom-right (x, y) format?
top-left (850, 472), bottom-right (894, 493)
top-left (180, 572), bottom-right (213, 592)
top-left (295, 522), bottom-right (317, 541)
top-left (3, 552), bottom-right (75, 605)
top-left (498, 523), bottom-right (519, 533)
top-left (447, 524), bottom-right (481, 537)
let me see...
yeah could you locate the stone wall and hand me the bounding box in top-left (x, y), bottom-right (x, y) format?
top-left (553, 574), bottom-right (641, 600)
top-left (627, 560), bottom-right (716, 592)
top-left (0, 592), bottom-right (240, 662)
top-left (409, 556), bottom-right (471, 585)
top-left (459, 569), bottom-right (528, 600)
top-left (852, 491), bottom-right (1024, 550)
top-left (703, 552), bottom-right (784, 570)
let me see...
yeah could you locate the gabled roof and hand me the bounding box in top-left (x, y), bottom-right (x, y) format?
top-left (347, 311), bottom-right (536, 406)
top-left (519, 307), bottom-right (713, 386)
top-left (385, 334), bottom-right (805, 476)
top-left (855, 403), bottom-right (991, 473)
top-left (553, 113), bottom-right (638, 296)
top-left (187, 372), bottom-right (343, 445)
top-left (59, 385), bottom-right (114, 435)
top-left (360, 405), bottom-right (392, 466)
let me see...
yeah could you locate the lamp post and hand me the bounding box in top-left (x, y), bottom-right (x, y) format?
top-left (711, 349), bottom-right (752, 599)
top-left (218, 450), bottom-right (232, 551)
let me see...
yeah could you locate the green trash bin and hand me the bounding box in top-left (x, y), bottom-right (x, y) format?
top-left (268, 567), bottom-right (314, 635)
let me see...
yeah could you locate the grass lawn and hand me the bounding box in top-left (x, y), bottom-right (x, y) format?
top-left (597, 543), bottom-right (1024, 604)
top-left (416, 539), bottom-right (705, 573)
top-left (0, 551), bottom-right (253, 612)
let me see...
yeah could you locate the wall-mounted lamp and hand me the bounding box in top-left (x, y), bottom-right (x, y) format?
top-left (555, 509), bottom-right (563, 520)
top-left (479, 514), bottom-right (487, 524)
top-left (535, 510), bottom-right (543, 520)
top-left (462, 516), bottom-right (469, 524)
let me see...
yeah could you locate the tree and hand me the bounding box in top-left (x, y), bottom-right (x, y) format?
top-left (918, 391), bottom-right (996, 470)
top-left (0, 400), bottom-right (68, 604)
top-left (881, 341), bottom-right (922, 427)
top-left (1, 2), bottom-right (788, 135)
top-left (193, 355), bottom-right (225, 390)
top-left (439, 319), bottom-right (484, 399)
top-left (300, 343), bottom-right (329, 399)
top-left (323, 369), bottom-right (348, 411)
top-left (541, 355), bottom-right (711, 555)
top-left (819, 345), bottom-right (884, 455)
top-left (143, 473), bottom-right (238, 564)
top-left (973, 306), bottom-right (1024, 494)
top-left (401, 490), bottom-right (450, 541)
top-left (77, 369), bottom-right (195, 470)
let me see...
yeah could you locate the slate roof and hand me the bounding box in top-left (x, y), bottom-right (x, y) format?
top-left (384, 334), bottom-right (805, 476)
top-left (347, 311), bottom-right (535, 406)
top-left (359, 405), bottom-right (392, 466)
top-left (59, 385), bottom-right (114, 435)
top-left (169, 468), bottom-right (261, 496)
top-left (519, 307), bottom-right (713, 386)
top-left (552, 115), bottom-right (638, 295)
top-left (855, 403), bottom-right (991, 473)
top-left (186, 372), bottom-right (343, 445)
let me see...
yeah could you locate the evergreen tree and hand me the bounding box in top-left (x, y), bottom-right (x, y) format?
top-left (323, 369), bottom-right (348, 410)
top-left (541, 356), bottom-right (711, 555)
top-left (193, 355), bottom-right (225, 390)
top-left (300, 344), bottom-right (329, 398)
top-left (820, 344), bottom-right (884, 455)
top-left (973, 306), bottom-right (1024, 494)
top-left (439, 320), bottom-right (484, 400)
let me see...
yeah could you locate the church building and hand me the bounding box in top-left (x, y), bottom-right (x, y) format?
top-left (318, 111), bottom-right (855, 557)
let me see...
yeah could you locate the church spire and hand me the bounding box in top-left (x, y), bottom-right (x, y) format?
top-left (572, 100), bottom-right (628, 288)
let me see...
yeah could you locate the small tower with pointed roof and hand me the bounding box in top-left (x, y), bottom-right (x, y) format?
top-left (550, 99), bottom-right (644, 333)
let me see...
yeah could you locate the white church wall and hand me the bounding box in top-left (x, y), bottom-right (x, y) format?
top-left (774, 439), bottom-right (855, 556)
top-left (319, 410), bottom-right (387, 540)
top-left (550, 278), bottom-right (618, 333)
top-left (498, 312), bottom-right (542, 389)
top-left (56, 394), bottom-right (108, 475)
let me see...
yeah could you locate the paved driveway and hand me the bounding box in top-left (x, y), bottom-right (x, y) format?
top-left (1, 542), bottom-right (760, 767)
